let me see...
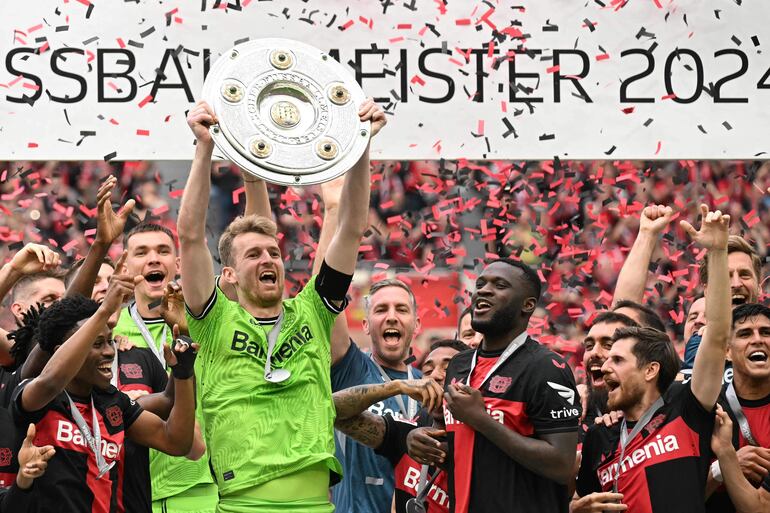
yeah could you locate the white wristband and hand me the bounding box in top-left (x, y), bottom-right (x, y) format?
top-left (710, 460), bottom-right (724, 483)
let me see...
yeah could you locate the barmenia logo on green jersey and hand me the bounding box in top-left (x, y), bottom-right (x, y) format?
top-left (230, 325), bottom-right (314, 364)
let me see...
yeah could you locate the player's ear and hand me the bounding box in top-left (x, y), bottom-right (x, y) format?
top-left (221, 266), bottom-right (237, 285)
top-left (362, 316), bottom-right (371, 336)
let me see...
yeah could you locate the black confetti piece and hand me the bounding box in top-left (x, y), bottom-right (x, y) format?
top-left (104, 151), bottom-right (117, 161)
top-left (722, 121), bottom-right (733, 130)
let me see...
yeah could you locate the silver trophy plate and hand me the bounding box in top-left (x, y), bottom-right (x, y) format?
top-left (202, 38), bottom-right (370, 186)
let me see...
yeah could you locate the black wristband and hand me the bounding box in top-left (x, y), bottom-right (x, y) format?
top-left (170, 335), bottom-right (197, 380)
top-left (315, 260), bottom-right (353, 301)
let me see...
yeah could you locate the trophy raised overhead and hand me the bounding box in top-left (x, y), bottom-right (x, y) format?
top-left (202, 38), bottom-right (370, 186)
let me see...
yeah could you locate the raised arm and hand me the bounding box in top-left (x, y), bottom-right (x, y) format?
top-left (178, 101), bottom-right (217, 315)
top-left (0, 244), bottom-right (61, 365)
top-left (66, 176), bottom-right (134, 299)
top-left (20, 257), bottom-right (135, 413)
top-left (712, 406), bottom-right (770, 513)
top-left (681, 205), bottom-right (731, 410)
top-left (126, 339), bottom-right (197, 457)
top-left (313, 176), bottom-right (352, 364)
top-left (322, 99), bottom-right (386, 276)
top-left (612, 205), bottom-right (674, 306)
top-left (334, 379), bottom-right (442, 448)
top-left (242, 173), bottom-right (272, 218)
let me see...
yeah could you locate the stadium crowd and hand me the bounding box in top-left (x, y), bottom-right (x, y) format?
top-left (0, 98), bottom-right (768, 513)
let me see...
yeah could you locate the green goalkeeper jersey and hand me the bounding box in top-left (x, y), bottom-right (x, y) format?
top-left (113, 307), bottom-right (214, 501)
top-left (186, 275), bottom-right (344, 496)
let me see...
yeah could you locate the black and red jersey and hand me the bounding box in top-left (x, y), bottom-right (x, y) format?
top-left (577, 382), bottom-right (714, 513)
top-left (11, 380), bottom-right (143, 513)
top-left (375, 412), bottom-right (450, 513)
top-left (706, 385), bottom-right (770, 513)
top-left (116, 348), bottom-right (168, 513)
top-left (0, 409), bottom-right (18, 490)
top-left (443, 338), bottom-right (580, 513)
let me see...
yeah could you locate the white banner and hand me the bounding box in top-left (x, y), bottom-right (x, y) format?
top-left (1, 0), bottom-right (769, 161)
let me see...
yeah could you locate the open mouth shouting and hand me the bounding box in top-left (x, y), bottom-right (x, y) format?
top-left (587, 359), bottom-right (606, 387)
top-left (143, 270), bottom-right (167, 290)
top-left (382, 328), bottom-right (403, 347)
top-left (474, 298), bottom-right (493, 316)
top-left (258, 270), bottom-right (278, 286)
top-left (731, 292), bottom-right (748, 306)
top-left (747, 348), bottom-right (769, 365)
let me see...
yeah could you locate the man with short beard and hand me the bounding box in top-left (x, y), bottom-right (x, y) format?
top-left (330, 278), bottom-right (424, 513)
top-left (575, 205), bottom-right (731, 513)
top-left (440, 258), bottom-right (580, 513)
top-left (579, 312), bottom-right (638, 441)
top-left (705, 303), bottom-right (770, 513)
top-left (179, 99), bottom-right (385, 513)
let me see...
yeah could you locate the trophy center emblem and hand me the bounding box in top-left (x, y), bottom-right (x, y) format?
top-left (270, 101), bottom-right (301, 128)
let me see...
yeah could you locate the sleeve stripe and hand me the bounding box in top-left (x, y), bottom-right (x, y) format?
top-left (186, 280), bottom-right (218, 320)
top-left (322, 296), bottom-right (347, 314)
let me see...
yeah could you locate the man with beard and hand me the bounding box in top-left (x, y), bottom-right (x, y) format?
top-left (579, 312), bottom-right (639, 441)
top-left (303, 173), bottom-right (426, 512)
top-left (439, 258), bottom-right (580, 513)
top-left (575, 205), bottom-right (731, 513)
top-left (331, 278), bottom-right (424, 513)
top-left (705, 303), bottom-right (770, 513)
top-left (179, 99), bottom-right (385, 513)
top-left (333, 339), bottom-right (467, 513)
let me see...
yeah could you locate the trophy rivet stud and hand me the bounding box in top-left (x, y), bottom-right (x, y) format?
top-left (250, 139), bottom-right (272, 158)
top-left (360, 130), bottom-right (368, 137)
top-left (294, 175), bottom-right (301, 183)
top-left (317, 139), bottom-right (339, 160)
top-left (230, 50), bottom-right (238, 59)
top-left (329, 85), bottom-right (350, 105)
top-left (221, 82), bottom-right (244, 102)
top-left (270, 50), bottom-right (293, 69)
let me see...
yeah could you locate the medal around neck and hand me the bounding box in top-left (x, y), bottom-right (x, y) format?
top-left (265, 368), bottom-right (291, 383)
top-left (202, 38), bottom-right (370, 186)
top-left (405, 498), bottom-right (427, 513)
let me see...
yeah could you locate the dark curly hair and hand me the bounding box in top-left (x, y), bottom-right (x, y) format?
top-left (7, 303), bottom-right (46, 370)
top-left (35, 295), bottom-right (100, 354)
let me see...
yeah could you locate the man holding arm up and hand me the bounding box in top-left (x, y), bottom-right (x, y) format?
top-left (178, 99), bottom-right (385, 513)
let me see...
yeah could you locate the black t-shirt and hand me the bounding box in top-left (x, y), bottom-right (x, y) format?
top-left (116, 348), bottom-right (168, 513)
top-left (577, 382), bottom-right (714, 513)
top-left (443, 338), bottom-right (580, 513)
top-left (375, 412), bottom-right (450, 513)
top-left (0, 483), bottom-right (35, 512)
top-left (706, 384), bottom-right (770, 513)
top-left (11, 380), bottom-right (143, 513)
top-left (0, 369), bottom-right (22, 409)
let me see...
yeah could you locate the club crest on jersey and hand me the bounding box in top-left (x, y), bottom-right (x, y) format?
top-left (645, 413), bottom-right (666, 435)
top-left (0, 448), bottom-right (11, 466)
top-left (120, 363), bottom-right (143, 379)
top-left (105, 405), bottom-right (123, 427)
top-left (488, 376), bottom-right (512, 394)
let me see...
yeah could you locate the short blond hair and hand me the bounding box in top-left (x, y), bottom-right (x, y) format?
top-left (218, 215), bottom-right (278, 267)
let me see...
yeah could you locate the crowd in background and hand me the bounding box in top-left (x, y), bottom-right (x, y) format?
top-left (1, 159), bottom-right (769, 371)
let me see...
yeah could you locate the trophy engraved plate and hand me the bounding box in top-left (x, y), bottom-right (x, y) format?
top-left (202, 38), bottom-right (370, 186)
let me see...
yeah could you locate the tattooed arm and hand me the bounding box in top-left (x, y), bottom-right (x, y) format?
top-left (333, 379), bottom-right (443, 449)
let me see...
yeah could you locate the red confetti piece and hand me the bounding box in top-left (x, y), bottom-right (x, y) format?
top-left (138, 95), bottom-right (153, 108)
top-left (546, 65), bottom-right (561, 74)
top-left (622, 107), bottom-right (635, 114)
top-left (654, 141), bottom-right (662, 155)
top-left (136, 129), bottom-right (150, 136)
top-left (27, 142), bottom-right (38, 148)
top-left (455, 18), bottom-right (472, 25)
top-left (339, 20), bottom-right (354, 31)
top-left (152, 205), bottom-right (169, 216)
top-left (62, 240), bottom-right (79, 252)
top-left (595, 53), bottom-right (610, 61)
top-left (661, 93), bottom-right (676, 100)
top-left (410, 75), bottom-right (425, 86)
top-left (232, 186), bottom-right (245, 204)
